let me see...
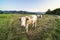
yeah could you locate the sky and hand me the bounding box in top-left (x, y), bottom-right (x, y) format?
top-left (0, 0), bottom-right (60, 12)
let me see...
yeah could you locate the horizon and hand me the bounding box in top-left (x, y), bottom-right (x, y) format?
top-left (0, 0), bottom-right (60, 12)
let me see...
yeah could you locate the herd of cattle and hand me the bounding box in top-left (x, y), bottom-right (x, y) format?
top-left (19, 15), bottom-right (42, 33)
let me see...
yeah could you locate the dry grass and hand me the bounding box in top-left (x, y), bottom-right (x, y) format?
top-left (0, 14), bottom-right (58, 40)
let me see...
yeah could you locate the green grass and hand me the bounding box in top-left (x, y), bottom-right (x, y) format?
top-left (54, 19), bottom-right (60, 40)
top-left (0, 14), bottom-right (32, 40)
top-left (0, 14), bottom-right (60, 40)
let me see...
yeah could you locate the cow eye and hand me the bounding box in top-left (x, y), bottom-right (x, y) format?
top-left (19, 18), bottom-right (21, 21)
top-left (26, 18), bottom-right (29, 20)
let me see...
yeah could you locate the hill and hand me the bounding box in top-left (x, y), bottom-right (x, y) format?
top-left (51, 8), bottom-right (60, 15)
top-left (46, 8), bottom-right (60, 15)
top-left (0, 10), bottom-right (44, 14)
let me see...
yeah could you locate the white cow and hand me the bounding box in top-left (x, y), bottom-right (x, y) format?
top-left (37, 15), bottom-right (42, 18)
top-left (19, 15), bottom-right (42, 33)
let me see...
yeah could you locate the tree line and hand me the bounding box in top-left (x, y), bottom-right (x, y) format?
top-left (46, 8), bottom-right (60, 15)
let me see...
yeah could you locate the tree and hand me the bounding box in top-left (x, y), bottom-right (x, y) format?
top-left (46, 9), bottom-right (51, 14)
top-left (51, 8), bottom-right (60, 15)
top-left (0, 10), bottom-right (3, 14)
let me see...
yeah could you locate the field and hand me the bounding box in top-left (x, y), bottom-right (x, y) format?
top-left (0, 14), bottom-right (60, 40)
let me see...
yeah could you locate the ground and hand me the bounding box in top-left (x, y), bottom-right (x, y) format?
top-left (0, 14), bottom-right (60, 40)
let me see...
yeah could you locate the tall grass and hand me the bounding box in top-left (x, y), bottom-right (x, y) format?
top-left (0, 14), bottom-right (60, 40)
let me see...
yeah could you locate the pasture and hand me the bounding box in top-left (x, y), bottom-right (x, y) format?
top-left (0, 14), bottom-right (60, 40)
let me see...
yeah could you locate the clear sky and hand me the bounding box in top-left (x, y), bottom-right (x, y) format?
top-left (0, 0), bottom-right (60, 12)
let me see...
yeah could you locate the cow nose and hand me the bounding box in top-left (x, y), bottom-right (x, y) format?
top-left (21, 25), bottom-right (25, 27)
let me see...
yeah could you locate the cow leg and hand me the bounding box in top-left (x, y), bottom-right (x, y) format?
top-left (32, 23), bottom-right (35, 27)
top-left (32, 22), bottom-right (37, 27)
top-left (35, 22), bottom-right (37, 27)
top-left (25, 26), bottom-right (28, 33)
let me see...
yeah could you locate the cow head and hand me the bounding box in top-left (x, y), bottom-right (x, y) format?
top-left (19, 17), bottom-right (29, 27)
top-left (37, 15), bottom-right (42, 18)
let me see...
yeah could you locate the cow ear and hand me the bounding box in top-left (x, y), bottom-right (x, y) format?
top-left (19, 17), bottom-right (21, 21)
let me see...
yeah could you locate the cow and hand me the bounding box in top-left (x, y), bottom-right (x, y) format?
top-left (36, 15), bottom-right (42, 18)
top-left (19, 15), bottom-right (42, 33)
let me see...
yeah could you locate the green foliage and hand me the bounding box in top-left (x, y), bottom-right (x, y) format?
top-left (46, 8), bottom-right (60, 15)
top-left (0, 10), bottom-right (3, 14)
top-left (46, 9), bottom-right (51, 14)
top-left (51, 8), bottom-right (60, 15)
top-left (54, 19), bottom-right (60, 40)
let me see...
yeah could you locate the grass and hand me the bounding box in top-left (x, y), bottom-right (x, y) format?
top-left (54, 19), bottom-right (60, 40)
top-left (0, 14), bottom-right (32, 40)
top-left (0, 14), bottom-right (60, 40)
